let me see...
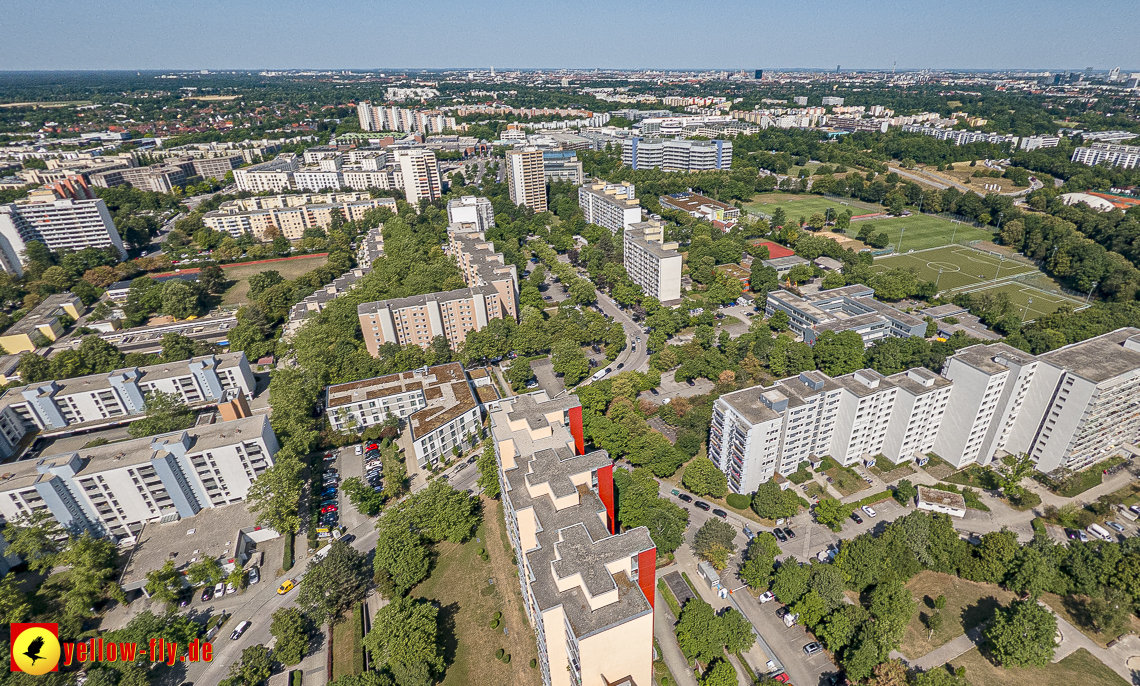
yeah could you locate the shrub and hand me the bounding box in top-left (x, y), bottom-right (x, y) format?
top-left (493, 611), bottom-right (502, 620)
top-left (530, 659), bottom-right (537, 669)
top-left (283, 533), bottom-right (295, 571)
top-left (489, 619), bottom-right (499, 629)
top-left (496, 648), bottom-right (504, 660)
top-left (503, 654), bottom-right (511, 664)
top-left (481, 554), bottom-right (490, 561)
top-left (726, 493), bottom-right (750, 510)
top-left (477, 548), bottom-right (485, 555)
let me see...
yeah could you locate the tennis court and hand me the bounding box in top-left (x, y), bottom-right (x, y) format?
top-left (872, 245), bottom-right (1038, 292)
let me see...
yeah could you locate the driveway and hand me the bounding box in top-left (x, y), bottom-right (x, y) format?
top-left (530, 357), bottom-right (565, 398)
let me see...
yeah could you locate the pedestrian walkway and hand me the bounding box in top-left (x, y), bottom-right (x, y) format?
top-left (893, 625), bottom-right (985, 670)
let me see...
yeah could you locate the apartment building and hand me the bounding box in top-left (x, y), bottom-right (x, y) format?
top-left (1019, 136), bottom-right (1061, 152)
top-left (447, 196), bottom-right (496, 232)
top-left (232, 154), bottom-right (301, 192)
top-left (659, 192), bottom-right (741, 223)
top-left (356, 224), bottom-right (385, 270)
top-left (1005, 328), bottom-right (1140, 473)
top-left (0, 353), bottom-right (256, 458)
top-left (448, 222), bottom-right (519, 319)
top-left (932, 342), bottom-right (1039, 469)
top-left (579, 180), bottom-right (641, 233)
top-left (489, 392), bottom-right (655, 686)
top-left (394, 149), bottom-right (443, 204)
top-left (765, 286), bottom-right (928, 346)
top-left (881, 367), bottom-right (953, 462)
top-left (203, 195), bottom-right (396, 241)
top-left (357, 285), bottom-right (511, 353)
top-left (623, 221), bottom-right (683, 304)
top-left (829, 370), bottom-right (899, 466)
top-left (89, 163), bottom-right (192, 193)
top-left (284, 267), bottom-right (369, 338)
top-left (356, 102), bottom-right (457, 134)
top-left (0, 415), bottom-right (278, 543)
top-left (326, 363), bottom-right (482, 469)
top-left (507, 147), bottom-right (548, 212)
top-left (0, 189), bottom-right (126, 275)
top-left (621, 138), bottom-right (732, 171)
top-left (0, 293), bottom-right (82, 354)
top-left (541, 150), bottom-right (585, 185)
top-left (191, 154), bottom-right (244, 181)
top-left (1071, 143), bottom-right (1140, 170)
top-left (711, 371), bottom-right (843, 494)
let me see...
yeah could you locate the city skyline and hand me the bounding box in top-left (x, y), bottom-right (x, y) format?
top-left (1, 0), bottom-right (1137, 71)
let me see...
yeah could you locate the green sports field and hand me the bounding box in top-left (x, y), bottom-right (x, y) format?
top-left (872, 245), bottom-right (1037, 291)
top-left (746, 193), bottom-right (880, 221)
top-left (959, 282), bottom-right (1085, 320)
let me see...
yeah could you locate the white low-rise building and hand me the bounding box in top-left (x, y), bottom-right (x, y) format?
top-left (916, 486), bottom-right (966, 518)
top-left (0, 414), bottom-right (278, 543)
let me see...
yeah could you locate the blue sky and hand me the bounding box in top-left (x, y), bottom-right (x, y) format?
top-left (2, 0), bottom-right (1137, 71)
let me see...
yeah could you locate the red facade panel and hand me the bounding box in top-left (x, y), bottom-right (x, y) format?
top-left (637, 548), bottom-right (656, 609)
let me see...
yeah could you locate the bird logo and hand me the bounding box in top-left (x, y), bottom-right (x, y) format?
top-left (10, 623), bottom-right (60, 674)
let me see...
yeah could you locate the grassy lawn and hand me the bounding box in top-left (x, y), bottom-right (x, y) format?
top-left (823, 465), bottom-right (868, 497)
top-left (1041, 593), bottom-right (1140, 648)
top-left (943, 465), bottom-right (1000, 491)
top-left (860, 214), bottom-right (997, 253)
top-left (412, 498), bottom-right (540, 686)
top-left (900, 571), bottom-right (1015, 660)
top-left (1033, 457), bottom-right (1125, 497)
top-left (221, 254), bottom-right (330, 306)
top-left (947, 647), bottom-right (1127, 686)
top-left (745, 193), bottom-right (880, 220)
top-left (330, 604), bottom-right (364, 680)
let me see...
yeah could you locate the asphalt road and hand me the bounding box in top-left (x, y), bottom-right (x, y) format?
top-left (582, 292), bottom-right (651, 383)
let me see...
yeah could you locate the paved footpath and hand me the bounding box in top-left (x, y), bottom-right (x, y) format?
top-left (655, 589), bottom-right (699, 686)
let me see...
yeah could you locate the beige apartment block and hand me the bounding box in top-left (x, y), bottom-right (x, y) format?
top-left (507, 147), bottom-right (548, 212)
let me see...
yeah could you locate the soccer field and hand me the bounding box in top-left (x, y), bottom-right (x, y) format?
top-left (956, 282), bottom-right (1085, 320)
top-left (858, 214), bottom-right (996, 252)
top-left (872, 245), bottom-right (1037, 292)
top-left (746, 193), bottom-right (880, 220)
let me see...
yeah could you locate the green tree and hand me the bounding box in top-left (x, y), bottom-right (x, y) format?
top-left (160, 332), bottom-right (203, 361)
top-left (893, 479), bottom-right (918, 505)
top-left (296, 540), bottom-right (371, 627)
top-left (985, 598), bottom-right (1058, 667)
top-left (771, 562), bottom-right (810, 605)
top-left (161, 279), bottom-right (202, 319)
top-left (739, 532), bottom-right (781, 590)
top-left (0, 574), bottom-right (30, 624)
top-left (128, 390), bottom-right (195, 438)
top-left (270, 607), bottom-right (310, 666)
top-left (701, 660), bottom-right (736, 686)
top-left (751, 481), bottom-right (800, 520)
top-left (506, 359), bottom-right (535, 391)
top-left (363, 595), bottom-right (444, 686)
top-left (373, 517), bottom-right (430, 597)
top-left (675, 600), bottom-right (724, 664)
top-left (198, 264), bottom-right (226, 294)
top-left (220, 644), bottom-right (272, 686)
top-left (681, 456), bottom-right (728, 498)
top-left (476, 438), bottom-right (501, 498)
top-left (144, 560), bottom-right (184, 606)
top-left (59, 533), bottom-right (126, 629)
top-left (768, 309), bottom-right (790, 332)
top-left (246, 455), bottom-right (305, 534)
top-left (693, 519), bottom-right (737, 570)
top-left (814, 498), bottom-right (852, 530)
top-left (812, 330), bottom-right (866, 376)
top-left (786, 263), bottom-right (815, 285)
top-left (552, 339), bottom-right (590, 385)
top-left (187, 557), bottom-right (224, 587)
top-left (2, 509), bottom-right (64, 574)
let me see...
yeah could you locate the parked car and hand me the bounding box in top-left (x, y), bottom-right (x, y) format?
top-left (783, 527), bottom-right (796, 539)
top-left (743, 525), bottom-right (754, 541)
top-left (862, 505), bottom-right (877, 517)
top-left (773, 673), bottom-right (790, 683)
top-left (803, 642), bottom-right (823, 656)
top-left (230, 621), bottom-right (251, 641)
top-left (213, 582), bottom-right (226, 597)
top-left (694, 501), bottom-right (711, 511)
top-left (467, 456), bottom-right (477, 465)
top-left (201, 587), bottom-right (213, 602)
top-left (678, 493), bottom-right (693, 503)
top-left (712, 508), bottom-right (728, 519)
top-left (758, 591), bottom-right (775, 603)
top-left (341, 534), bottom-right (355, 544)
top-left (355, 445), bottom-right (363, 455)
top-left (248, 568), bottom-right (260, 585)
top-left (850, 511), bottom-right (864, 524)
top-left (772, 528), bottom-right (788, 543)
top-left (775, 606), bottom-right (789, 618)
top-left (321, 505), bottom-right (338, 513)
top-left (1108, 521), bottom-right (1126, 533)
top-left (226, 582), bottom-right (237, 595)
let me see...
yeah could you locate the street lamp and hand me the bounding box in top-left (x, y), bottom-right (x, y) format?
top-left (935, 267), bottom-right (944, 289)
top-left (1086, 281), bottom-right (1099, 304)
top-left (897, 227), bottom-right (906, 254)
top-left (1022, 297), bottom-right (1033, 319)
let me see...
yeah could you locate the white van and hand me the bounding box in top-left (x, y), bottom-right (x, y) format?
top-left (1087, 523), bottom-right (1114, 542)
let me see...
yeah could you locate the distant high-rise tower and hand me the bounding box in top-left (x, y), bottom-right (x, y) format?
top-left (491, 65), bottom-right (495, 77)
top-left (506, 147), bottom-right (547, 213)
top-left (754, 69), bottom-right (763, 80)
top-left (837, 65), bottom-right (841, 73)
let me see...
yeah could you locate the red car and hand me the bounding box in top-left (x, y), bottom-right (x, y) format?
top-left (773, 673), bottom-right (790, 684)
top-left (367, 443), bottom-right (379, 451)
top-left (321, 505), bottom-right (338, 513)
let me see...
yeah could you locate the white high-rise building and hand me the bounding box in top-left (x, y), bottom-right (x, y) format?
top-left (578, 180), bottom-right (641, 233)
top-left (447, 196), bottom-right (496, 232)
top-left (829, 370), bottom-right (898, 466)
top-left (933, 343), bottom-right (1039, 468)
top-left (506, 147), bottom-right (548, 212)
top-left (394, 149), bottom-right (443, 204)
top-left (0, 192), bottom-right (126, 275)
top-left (623, 221), bottom-right (682, 304)
top-left (881, 368), bottom-right (953, 462)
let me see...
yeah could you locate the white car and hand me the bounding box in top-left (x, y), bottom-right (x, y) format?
top-left (213, 582), bottom-right (226, 597)
top-left (758, 591), bottom-right (775, 603)
top-left (862, 505), bottom-right (878, 518)
top-left (354, 445), bottom-right (363, 456)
